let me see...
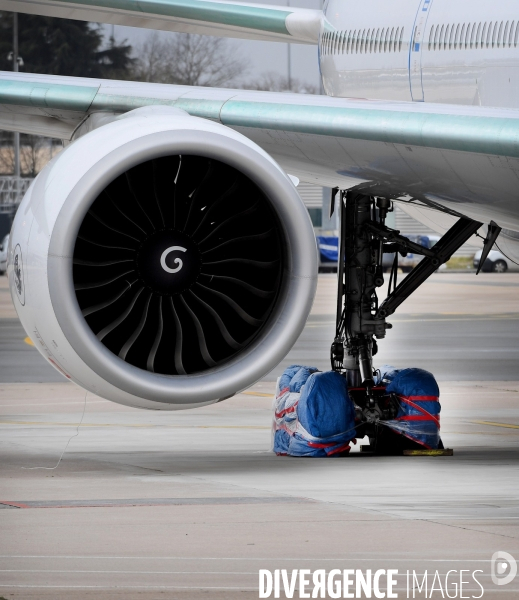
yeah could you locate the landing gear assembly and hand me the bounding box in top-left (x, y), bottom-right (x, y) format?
top-left (330, 191), bottom-right (482, 454)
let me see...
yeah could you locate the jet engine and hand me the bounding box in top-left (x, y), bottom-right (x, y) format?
top-left (8, 107), bottom-right (317, 410)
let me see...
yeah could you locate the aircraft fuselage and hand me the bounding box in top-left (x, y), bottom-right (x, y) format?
top-left (320, 0), bottom-right (519, 108)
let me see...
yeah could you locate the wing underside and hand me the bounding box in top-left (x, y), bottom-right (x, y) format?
top-left (1, 72), bottom-right (519, 234)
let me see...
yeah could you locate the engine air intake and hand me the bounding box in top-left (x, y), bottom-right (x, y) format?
top-left (73, 155), bottom-right (284, 376)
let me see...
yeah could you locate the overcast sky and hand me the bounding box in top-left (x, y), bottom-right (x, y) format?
top-left (105, 0), bottom-right (322, 88)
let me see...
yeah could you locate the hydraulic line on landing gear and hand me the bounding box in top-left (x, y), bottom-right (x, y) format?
top-left (331, 191), bottom-right (482, 450)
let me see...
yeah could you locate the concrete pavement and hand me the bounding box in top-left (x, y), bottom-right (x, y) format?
top-left (1, 273), bottom-right (519, 598)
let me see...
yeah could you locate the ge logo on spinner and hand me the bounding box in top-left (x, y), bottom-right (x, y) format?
top-left (160, 246), bottom-right (187, 274)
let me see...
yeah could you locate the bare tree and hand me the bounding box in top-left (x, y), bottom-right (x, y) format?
top-left (132, 31), bottom-right (246, 87)
top-left (243, 71), bottom-right (319, 94)
top-left (131, 32), bottom-right (169, 83)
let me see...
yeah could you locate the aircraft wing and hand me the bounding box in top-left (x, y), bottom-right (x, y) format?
top-left (0, 0), bottom-right (321, 43)
top-left (1, 71), bottom-right (519, 233)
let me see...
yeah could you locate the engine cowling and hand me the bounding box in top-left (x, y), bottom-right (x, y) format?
top-left (8, 107), bottom-right (318, 410)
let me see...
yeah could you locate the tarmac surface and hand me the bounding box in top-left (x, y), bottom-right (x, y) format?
top-left (1, 272), bottom-right (519, 599)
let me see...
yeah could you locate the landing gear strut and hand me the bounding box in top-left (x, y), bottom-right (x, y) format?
top-left (331, 191), bottom-right (482, 452)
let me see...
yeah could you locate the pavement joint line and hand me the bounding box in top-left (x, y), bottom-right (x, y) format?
top-left (0, 420), bottom-right (271, 429)
top-left (0, 585), bottom-right (260, 590)
top-left (0, 497), bottom-right (314, 509)
top-left (0, 569), bottom-right (260, 574)
top-left (306, 316), bottom-right (519, 326)
top-left (0, 400), bottom-right (109, 407)
top-left (0, 570), bottom-right (503, 577)
top-left (0, 556), bottom-right (509, 561)
top-left (1, 421), bottom-right (516, 435)
top-left (375, 314), bottom-right (517, 318)
top-left (1, 587), bottom-right (517, 593)
top-left (438, 431), bottom-right (518, 435)
top-left (471, 420), bottom-right (519, 429)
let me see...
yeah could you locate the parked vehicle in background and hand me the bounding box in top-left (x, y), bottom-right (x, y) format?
top-left (473, 248), bottom-right (518, 272)
top-left (382, 234), bottom-right (440, 272)
top-left (0, 234), bottom-right (8, 275)
top-left (316, 233), bottom-right (441, 273)
top-left (317, 236), bottom-right (338, 272)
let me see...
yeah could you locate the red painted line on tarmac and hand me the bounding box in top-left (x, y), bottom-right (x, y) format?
top-left (0, 501), bottom-right (30, 508)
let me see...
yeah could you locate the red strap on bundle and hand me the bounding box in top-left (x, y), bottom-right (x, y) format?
top-left (277, 386), bottom-right (289, 398)
top-left (397, 395), bottom-right (440, 428)
top-left (275, 404), bottom-right (298, 419)
top-left (327, 443), bottom-right (351, 456)
top-left (307, 441), bottom-right (335, 449)
top-left (307, 441), bottom-right (351, 455)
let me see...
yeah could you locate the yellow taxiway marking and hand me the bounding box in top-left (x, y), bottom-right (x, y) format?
top-left (0, 420), bottom-right (269, 429)
top-left (403, 448), bottom-right (453, 456)
top-left (24, 337), bottom-right (34, 346)
top-left (472, 420), bottom-right (519, 430)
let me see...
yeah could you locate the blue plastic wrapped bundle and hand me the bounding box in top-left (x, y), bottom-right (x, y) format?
top-left (377, 366), bottom-right (441, 449)
top-left (272, 366), bottom-right (356, 457)
top-left (277, 364), bottom-right (305, 393)
top-left (273, 365), bottom-right (319, 455)
top-left (273, 429), bottom-right (291, 455)
top-left (289, 371), bottom-right (356, 457)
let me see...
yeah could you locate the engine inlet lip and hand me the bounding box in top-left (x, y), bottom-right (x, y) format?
top-left (48, 123), bottom-right (317, 405)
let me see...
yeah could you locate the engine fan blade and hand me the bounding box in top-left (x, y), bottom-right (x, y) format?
top-left (146, 296), bottom-right (163, 373)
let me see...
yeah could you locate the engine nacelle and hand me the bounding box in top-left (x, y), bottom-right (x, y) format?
top-left (8, 107), bottom-right (317, 410)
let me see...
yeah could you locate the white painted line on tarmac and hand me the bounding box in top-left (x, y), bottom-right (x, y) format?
top-left (0, 556), bottom-right (510, 561)
top-left (0, 585), bottom-right (517, 593)
top-left (0, 570), bottom-right (504, 577)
